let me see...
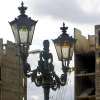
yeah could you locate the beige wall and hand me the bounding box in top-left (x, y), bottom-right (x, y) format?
top-left (74, 28), bottom-right (95, 54)
top-left (95, 25), bottom-right (100, 100)
top-left (0, 39), bottom-right (27, 100)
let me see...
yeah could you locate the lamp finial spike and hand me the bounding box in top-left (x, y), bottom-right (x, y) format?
top-left (63, 22), bottom-right (65, 27)
top-left (18, 1), bottom-right (27, 15)
top-left (60, 22), bottom-right (68, 34)
top-left (21, 1), bottom-right (24, 7)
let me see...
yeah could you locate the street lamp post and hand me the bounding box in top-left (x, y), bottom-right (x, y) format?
top-left (53, 23), bottom-right (75, 83)
top-left (9, 2), bottom-right (75, 100)
top-left (9, 2), bottom-right (37, 76)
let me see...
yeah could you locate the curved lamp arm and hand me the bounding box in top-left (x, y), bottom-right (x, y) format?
top-left (21, 40), bottom-right (74, 91)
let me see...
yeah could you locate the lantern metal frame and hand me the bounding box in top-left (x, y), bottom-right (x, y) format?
top-left (9, 2), bottom-right (37, 65)
top-left (53, 23), bottom-right (75, 74)
top-left (9, 1), bottom-right (37, 47)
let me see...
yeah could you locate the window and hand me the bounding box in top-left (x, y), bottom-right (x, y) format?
top-left (99, 52), bottom-right (100, 57)
top-left (98, 31), bottom-right (100, 45)
top-left (23, 78), bottom-right (24, 87)
top-left (22, 97), bottom-right (24, 100)
top-left (0, 87), bottom-right (2, 100)
top-left (0, 67), bottom-right (1, 80)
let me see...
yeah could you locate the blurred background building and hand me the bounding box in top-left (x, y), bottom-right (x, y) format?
top-left (0, 39), bottom-right (27, 100)
top-left (74, 25), bottom-right (100, 100)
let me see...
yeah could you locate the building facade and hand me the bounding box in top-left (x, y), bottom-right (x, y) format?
top-left (74, 28), bottom-right (95, 100)
top-left (0, 39), bottom-right (27, 100)
top-left (95, 25), bottom-right (100, 100)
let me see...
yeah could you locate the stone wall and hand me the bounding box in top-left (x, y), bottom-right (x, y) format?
top-left (95, 25), bottom-right (100, 100)
top-left (0, 39), bottom-right (27, 100)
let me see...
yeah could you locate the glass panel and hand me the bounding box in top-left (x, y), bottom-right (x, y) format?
top-left (61, 44), bottom-right (69, 59)
top-left (11, 24), bottom-right (20, 43)
top-left (54, 44), bottom-right (62, 61)
top-left (54, 42), bottom-right (70, 61)
top-left (98, 31), bottom-right (100, 45)
top-left (28, 25), bottom-right (35, 44)
top-left (19, 26), bottom-right (28, 44)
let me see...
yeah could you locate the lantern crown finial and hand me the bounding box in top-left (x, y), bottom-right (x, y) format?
top-left (60, 22), bottom-right (68, 34)
top-left (18, 1), bottom-right (27, 15)
top-left (63, 22), bottom-right (65, 27)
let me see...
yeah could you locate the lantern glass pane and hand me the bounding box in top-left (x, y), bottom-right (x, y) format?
top-left (19, 26), bottom-right (28, 44)
top-left (54, 43), bottom-right (62, 61)
top-left (61, 43), bottom-right (70, 60)
top-left (54, 42), bottom-right (70, 61)
top-left (10, 23), bottom-right (20, 43)
top-left (28, 25), bottom-right (35, 44)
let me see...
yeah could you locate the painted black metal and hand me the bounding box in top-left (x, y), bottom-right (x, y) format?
top-left (10, 2), bottom-right (37, 30)
top-left (10, 2), bottom-right (75, 100)
top-left (53, 22), bottom-right (75, 48)
top-left (17, 23), bottom-right (75, 100)
top-left (9, 2), bottom-right (37, 45)
top-left (23, 40), bottom-right (69, 100)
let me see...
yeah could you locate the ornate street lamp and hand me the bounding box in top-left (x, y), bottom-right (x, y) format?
top-left (53, 23), bottom-right (75, 74)
top-left (9, 2), bottom-right (75, 100)
top-left (9, 2), bottom-right (37, 45)
top-left (9, 2), bottom-right (37, 74)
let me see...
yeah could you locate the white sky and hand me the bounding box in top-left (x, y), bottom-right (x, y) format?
top-left (0, 0), bottom-right (99, 100)
top-left (0, 0), bottom-right (96, 43)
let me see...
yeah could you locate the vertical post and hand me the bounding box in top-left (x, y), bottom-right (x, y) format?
top-left (43, 86), bottom-right (50, 100)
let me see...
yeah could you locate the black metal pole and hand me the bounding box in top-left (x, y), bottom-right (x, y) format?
top-left (43, 86), bottom-right (50, 100)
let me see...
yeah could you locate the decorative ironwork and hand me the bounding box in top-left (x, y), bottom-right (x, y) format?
top-left (18, 1), bottom-right (27, 15)
top-left (23, 40), bottom-right (69, 100)
top-left (9, 1), bottom-right (37, 45)
top-left (60, 22), bottom-right (68, 34)
top-left (10, 2), bottom-right (75, 100)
